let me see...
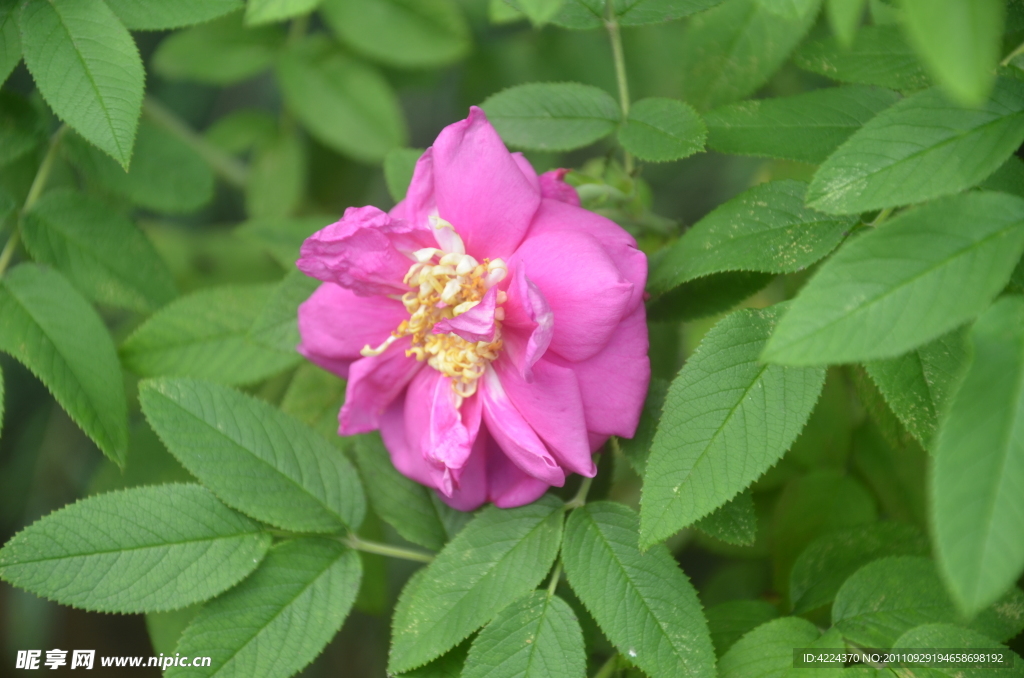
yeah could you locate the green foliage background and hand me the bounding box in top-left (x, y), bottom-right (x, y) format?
top-left (1, 0), bottom-right (1024, 676)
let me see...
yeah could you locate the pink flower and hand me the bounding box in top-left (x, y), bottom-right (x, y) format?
top-left (296, 107), bottom-right (650, 510)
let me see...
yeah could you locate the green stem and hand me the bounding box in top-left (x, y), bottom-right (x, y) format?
top-left (0, 125), bottom-right (66, 277)
top-left (592, 653), bottom-right (621, 678)
top-left (1002, 39), bottom-right (1024, 66)
top-left (343, 534), bottom-right (435, 563)
top-left (868, 207), bottom-right (893, 227)
top-left (566, 457), bottom-right (598, 509)
top-left (604, 3), bottom-right (634, 175)
top-left (546, 560), bottom-right (563, 597)
top-left (143, 98), bottom-right (249, 189)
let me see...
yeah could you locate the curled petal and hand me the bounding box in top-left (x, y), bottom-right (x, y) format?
top-left (439, 432), bottom-right (488, 511)
top-left (297, 282), bottom-right (407, 378)
top-left (433, 286), bottom-right (498, 343)
top-left (297, 205), bottom-right (434, 296)
top-left (431, 107), bottom-right (540, 261)
top-left (339, 338), bottom-right (422, 434)
top-left (527, 198), bottom-right (647, 312)
top-left (480, 367), bottom-right (565, 486)
top-left (554, 303), bottom-right (650, 438)
top-left (510, 229), bottom-right (633, 362)
top-left (493, 354), bottom-right (595, 478)
top-left (539, 169), bottom-right (580, 206)
top-left (501, 265), bottom-right (554, 381)
top-left (405, 369), bottom-right (482, 495)
top-left (380, 394), bottom-right (447, 491)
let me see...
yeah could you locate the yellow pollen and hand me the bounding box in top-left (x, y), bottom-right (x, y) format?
top-left (361, 250), bottom-right (507, 398)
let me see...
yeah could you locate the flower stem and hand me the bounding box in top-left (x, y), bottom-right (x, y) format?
top-left (592, 653), bottom-right (621, 678)
top-left (868, 207), bottom-right (894, 227)
top-left (0, 125), bottom-right (66, 277)
top-left (567, 457), bottom-right (598, 509)
top-left (143, 97), bottom-right (249, 189)
top-left (546, 560), bottom-right (563, 597)
top-left (343, 534), bottom-right (435, 563)
top-left (604, 3), bottom-right (634, 175)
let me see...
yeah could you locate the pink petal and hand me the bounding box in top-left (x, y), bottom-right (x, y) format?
top-left (297, 282), bottom-right (407, 379)
top-left (512, 152), bottom-right (541, 193)
top-left (485, 435), bottom-right (551, 508)
top-left (339, 339), bottom-right (422, 434)
top-left (539, 169), bottom-right (580, 206)
top-left (297, 205), bottom-right (433, 296)
top-left (509, 229), bottom-right (633, 363)
top-left (501, 266), bottom-right (554, 382)
top-left (554, 304), bottom-right (650, 438)
top-left (404, 368), bottom-right (482, 495)
top-left (380, 394), bottom-right (447, 490)
top-left (431, 107), bottom-right (540, 261)
top-left (480, 368), bottom-right (565, 486)
top-left (493, 354), bottom-right (595, 478)
top-left (433, 286), bottom-right (498, 343)
top-left (527, 198), bottom-right (647, 312)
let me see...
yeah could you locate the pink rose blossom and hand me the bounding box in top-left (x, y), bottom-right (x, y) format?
top-left (296, 107), bottom-right (650, 510)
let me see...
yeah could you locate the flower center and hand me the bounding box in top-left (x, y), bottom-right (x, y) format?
top-left (361, 223), bottom-right (507, 399)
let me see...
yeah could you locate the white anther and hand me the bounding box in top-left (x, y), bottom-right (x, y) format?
top-left (452, 300), bottom-right (479, 316)
top-left (429, 215), bottom-right (465, 255)
top-left (360, 333), bottom-right (399, 357)
top-left (494, 307), bottom-right (505, 321)
top-left (497, 291), bottom-right (508, 304)
top-left (485, 259), bottom-right (508, 288)
top-left (439, 252), bottom-right (462, 266)
top-left (456, 255), bottom-right (479, 276)
top-left (441, 279), bottom-right (462, 305)
top-left (413, 247), bottom-right (441, 263)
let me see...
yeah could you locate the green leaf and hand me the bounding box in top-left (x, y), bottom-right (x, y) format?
top-left (537, 0), bottom-right (729, 29)
top-left (771, 471), bottom-right (877, 598)
top-left (385, 148), bottom-right (425, 203)
top-left (245, 130), bottom-right (306, 219)
top-left (18, 0), bottom-right (144, 168)
top-left (0, 363), bottom-right (4, 441)
top-left (513, 0), bottom-right (565, 25)
top-left (718, 616), bottom-right (823, 678)
top-left (617, 97), bottom-right (706, 162)
top-left (640, 306), bottom-right (826, 548)
top-left (825, 0), bottom-right (866, 46)
top-left (806, 78), bottom-right (1024, 214)
top-left (0, 0), bottom-right (20, 86)
top-left (121, 284), bottom-right (300, 385)
top-left (678, 0), bottom-right (820, 111)
top-left (276, 35), bottom-right (406, 164)
top-left (704, 85), bottom-right (899, 164)
top-left (648, 180), bottom-right (854, 295)
top-left (980, 155), bottom-right (1024, 200)
top-left (481, 83), bottom-right (620, 152)
top-left (168, 538), bottom-right (361, 678)
top-left (205, 109), bottom-right (277, 155)
top-left (235, 215), bottom-right (331, 268)
top-left (694, 490), bottom-right (758, 547)
top-left (65, 121), bottom-right (214, 214)
top-left (849, 419), bottom-right (928, 525)
top-left (0, 263), bottom-right (128, 465)
top-left (146, 605), bottom-right (201, 656)
top-left (352, 433), bottom-right (466, 552)
top-left (462, 591), bottom-right (585, 678)
top-left (863, 328), bottom-right (968, 447)
top-left (562, 502), bottom-right (715, 678)
top-left (893, 624), bottom-right (1024, 678)
top-left (645, 271), bottom-right (774, 322)
top-left (0, 484), bottom-right (271, 613)
top-left (900, 0), bottom-right (1003, 107)
top-left (21, 189), bottom-right (178, 313)
top-left (794, 25), bottom-right (931, 91)
top-left (0, 92), bottom-right (46, 168)
top-left (245, 0), bottom-right (322, 25)
top-left (106, 0), bottom-right (243, 30)
top-left (248, 270), bottom-right (318, 353)
top-left (832, 556), bottom-right (1024, 647)
top-left (321, 0), bottom-right (470, 68)
top-left (933, 296), bottom-right (1024, 616)
top-left (788, 522), bottom-right (929, 614)
top-left (388, 496), bottom-right (564, 673)
top-left (757, 0), bottom-right (819, 20)
top-left (139, 377), bottom-right (366, 533)
top-left (705, 600), bottom-right (779, 657)
top-left (762, 192), bottom-right (1024, 365)
top-left (152, 12), bottom-right (285, 85)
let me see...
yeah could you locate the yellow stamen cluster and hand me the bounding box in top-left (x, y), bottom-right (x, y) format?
top-left (362, 248), bottom-right (507, 398)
